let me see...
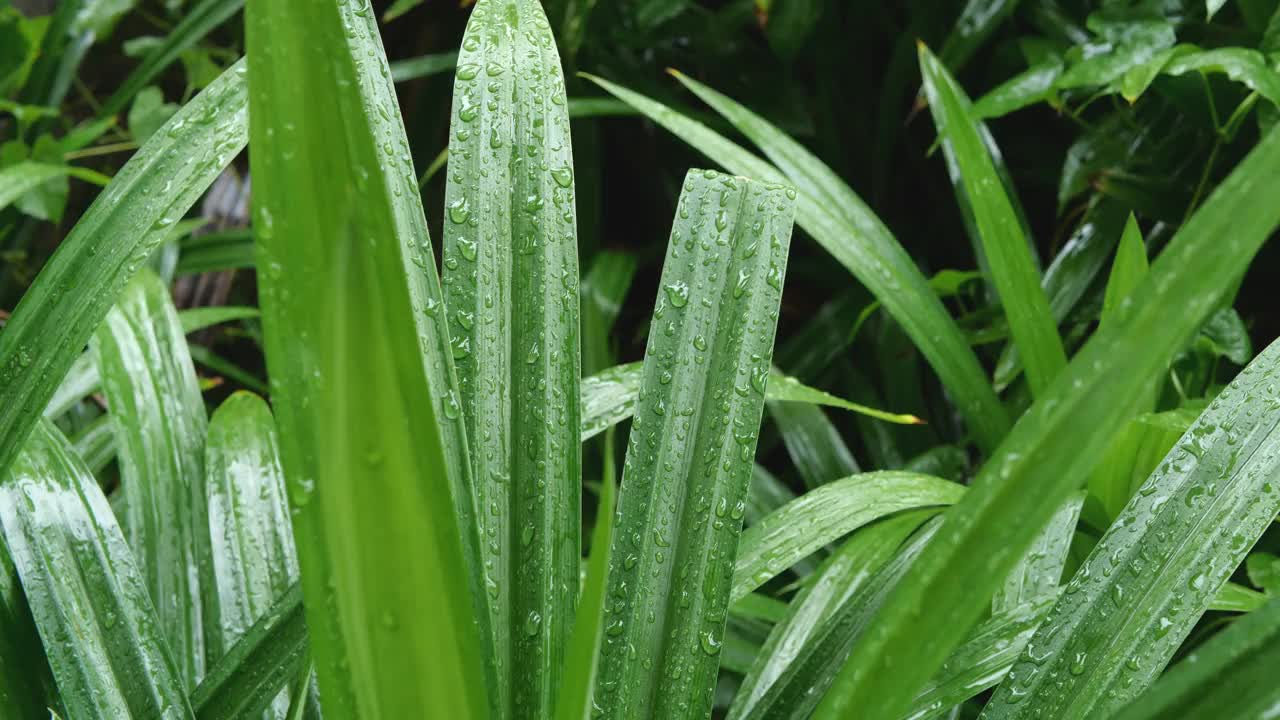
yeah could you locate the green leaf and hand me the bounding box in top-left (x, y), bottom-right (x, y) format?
top-left (1100, 214), bottom-right (1149, 329)
top-left (939, 0), bottom-right (1023, 71)
top-left (581, 250), bottom-right (637, 375)
top-left (554, 437), bottom-right (616, 720)
top-left (1211, 580), bottom-right (1267, 612)
top-left (102, 0), bottom-right (243, 114)
top-left (381, 0), bottom-right (423, 22)
top-left (728, 510), bottom-right (936, 720)
top-left (245, 0), bottom-right (488, 715)
top-left (1085, 409), bottom-right (1195, 529)
top-left (735, 518), bottom-right (944, 720)
top-left (592, 169), bottom-right (795, 719)
top-left (0, 420), bottom-right (193, 718)
top-left (813, 125), bottom-right (1280, 720)
top-left (44, 350), bottom-right (99, 420)
top-left (388, 51), bottom-right (458, 82)
top-left (585, 71), bottom-right (1011, 452)
top-left (204, 392), bottom-right (299, 715)
top-left (1163, 47), bottom-right (1280, 107)
top-left (70, 414), bottom-right (115, 475)
top-left (581, 362), bottom-right (924, 442)
top-left (0, 59), bottom-right (246, 481)
top-left (1207, 0), bottom-right (1231, 19)
top-left (973, 60), bottom-right (1063, 119)
top-left (1054, 16), bottom-right (1177, 91)
top-left (907, 596), bottom-right (1055, 720)
top-left (732, 472), bottom-right (966, 603)
top-left (1247, 552), bottom-right (1280, 595)
top-left (442, 2), bottom-right (581, 715)
top-left (178, 305), bottom-right (260, 334)
top-left (94, 268), bottom-right (210, 687)
top-left (1113, 597), bottom-right (1280, 720)
top-left (128, 86), bottom-right (181, 143)
top-left (191, 583), bottom-right (309, 720)
top-left (176, 229), bottom-right (255, 275)
top-left (767, 402), bottom-right (859, 489)
top-left (919, 43), bottom-right (1065, 397)
top-left (982, 338), bottom-right (1280, 718)
top-left (991, 493), bottom-right (1082, 613)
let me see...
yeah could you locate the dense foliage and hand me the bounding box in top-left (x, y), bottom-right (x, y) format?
top-left (3, 0), bottom-right (1280, 718)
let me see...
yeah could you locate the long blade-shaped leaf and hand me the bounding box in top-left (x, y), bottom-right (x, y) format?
top-left (906, 596), bottom-right (1054, 720)
top-left (732, 472), bottom-right (965, 603)
top-left (205, 392), bottom-right (301, 718)
top-left (442, 2), bottom-right (581, 714)
top-left (585, 72), bottom-right (1010, 452)
top-left (593, 169), bottom-right (794, 719)
top-left (246, 0), bottom-right (488, 715)
top-left (192, 583), bottom-right (309, 720)
top-left (581, 362), bottom-right (915, 441)
top-left (918, 44), bottom-right (1065, 396)
top-left (94, 268), bottom-right (210, 687)
top-left (1113, 597), bottom-right (1280, 720)
top-left (990, 493), bottom-right (1082, 613)
top-left (740, 518), bottom-right (944, 720)
top-left (728, 510), bottom-right (936, 720)
top-left (981, 338), bottom-right (1280, 719)
top-left (0, 420), bottom-right (193, 718)
top-left (813, 125), bottom-right (1280, 720)
top-left (0, 60), bottom-right (247, 479)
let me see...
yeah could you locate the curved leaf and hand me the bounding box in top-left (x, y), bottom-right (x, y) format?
top-left (732, 472), bottom-right (965, 603)
top-left (728, 510), bottom-right (937, 720)
top-left (0, 60), bottom-right (246, 479)
top-left (94, 268), bottom-right (210, 687)
top-left (919, 43), bottom-right (1064, 397)
top-left (592, 169), bottom-right (795, 720)
top-left (0, 420), bottom-right (192, 719)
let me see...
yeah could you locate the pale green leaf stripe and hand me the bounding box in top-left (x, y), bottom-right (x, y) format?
top-left (593, 169), bottom-right (795, 720)
top-left (442, 2), bottom-right (581, 715)
top-left (102, 0), bottom-right (244, 114)
top-left (0, 60), bottom-right (246, 480)
top-left (905, 596), bottom-right (1054, 720)
top-left (982, 338), bottom-right (1280, 719)
top-left (581, 362), bottom-right (919, 441)
top-left (95, 269), bottom-right (211, 688)
top-left (192, 583), bottom-right (309, 720)
top-left (1113, 597), bottom-right (1280, 720)
top-left (585, 72), bottom-right (1010, 451)
top-left (246, 0), bottom-right (488, 715)
top-left (732, 472), bottom-right (965, 603)
top-left (0, 420), bottom-right (193, 719)
top-left (814, 125), bottom-right (1280, 720)
top-left (919, 44), bottom-right (1064, 397)
top-left (205, 392), bottom-right (300, 719)
top-left (991, 493), bottom-right (1082, 613)
top-left (729, 510), bottom-right (937, 720)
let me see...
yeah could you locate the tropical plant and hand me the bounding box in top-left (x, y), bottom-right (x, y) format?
top-left (3, 0), bottom-right (1280, 719)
